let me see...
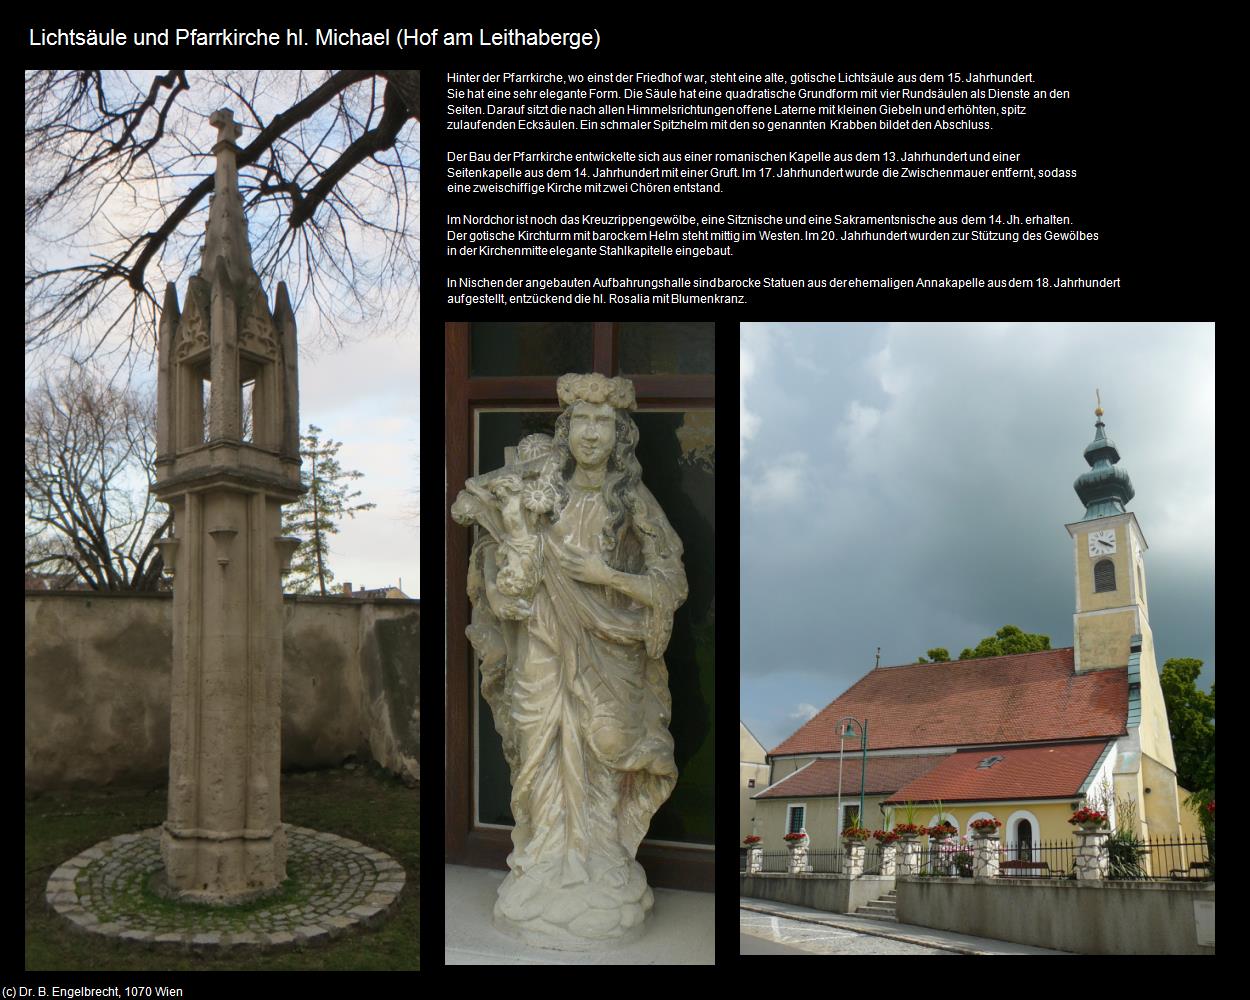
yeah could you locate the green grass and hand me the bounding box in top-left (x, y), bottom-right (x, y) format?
top-left (25, 766), bottom-right (419, 970)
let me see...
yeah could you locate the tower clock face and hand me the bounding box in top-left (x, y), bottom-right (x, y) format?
top-left (1087, 529), bottom-right (1117, 557)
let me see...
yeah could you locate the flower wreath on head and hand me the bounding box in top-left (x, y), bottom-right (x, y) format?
top-left (556, 372), bottom-right (637, 410)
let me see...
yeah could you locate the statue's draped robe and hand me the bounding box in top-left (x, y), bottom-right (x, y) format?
top-left (457, 472), bottom-right (685, 932)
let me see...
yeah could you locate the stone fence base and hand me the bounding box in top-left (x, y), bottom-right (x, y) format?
top-left (740, 873), bottom-right (894, 915)
top-left (896, 877), bottom-right (1214, 955)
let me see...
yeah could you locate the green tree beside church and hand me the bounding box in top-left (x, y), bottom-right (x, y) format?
top-left (916, 625), bottom-right (1051, 663)
top-left (1159, 657), bottom-right (1215, 800)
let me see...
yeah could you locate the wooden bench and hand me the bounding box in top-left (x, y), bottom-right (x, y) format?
top-left (1168, 861), bottom-right (1211, 880)
top-left (999, 860), bottom-right (1051, 876)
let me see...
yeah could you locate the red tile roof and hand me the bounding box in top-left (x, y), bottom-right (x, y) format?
top-left (755, 754), bottom-right (950, 799)
top-left (770, 648), bottom-right (1126, 757)
top-left (883, 741), bottom-right (1112, 804)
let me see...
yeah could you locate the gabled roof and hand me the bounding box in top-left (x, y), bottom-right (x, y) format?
top-left (770, 648), bottom-right (1126, 757)
top-left (754, 754), bottom-right (950, 799)
top-left (883, 740), bottom-right (1112, 804)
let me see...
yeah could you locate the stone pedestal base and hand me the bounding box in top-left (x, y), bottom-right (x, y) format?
top-left (46, 825), bottom-right (405, 950)
top-left (492, 859), bottom-right (654, 951)
top-left (160, 823), bottom-right (288, 903)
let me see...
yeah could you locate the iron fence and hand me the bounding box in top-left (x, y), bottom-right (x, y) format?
top-left (806, 848), bottom-right (844, 873)
top-left (758, 851), bottom-right (789, 873)
top-left (997, 839), bottom-right (1076, 878)
top-left (864, 844), bottom-right (883, 875)
top-left (917, 839), bottom-right (977, 878)
top-left (1114, 835), bottom-right (1212, 881)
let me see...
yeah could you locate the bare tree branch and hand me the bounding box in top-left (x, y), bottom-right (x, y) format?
top-left (25, 368), bottom-right (170, 590)
top-left (26, 69), bottom-right (420, 368)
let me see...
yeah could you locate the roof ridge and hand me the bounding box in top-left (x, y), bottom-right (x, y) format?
top-left (875, 646), bottom-right (1076, 670)
top-left (751, 758), bottom-right (815, 798)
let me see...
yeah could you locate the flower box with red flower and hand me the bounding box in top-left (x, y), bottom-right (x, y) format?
top-left (1068, 807), bottom-right (1108, 830)
top-left (841, 826), bottom-right (872, 843)
top-left (969, 818), bottom-right (1002, 836)
top-left (892, 823), bottom-right (922, 838)
top-left (743, 835), bottom-right (761, 846)
top-left (873, 829), bottom-right (901, 845)
top-left (925, 822), bottom-right (957, 838)
top-left (782, 832), bottom-right (808, 843)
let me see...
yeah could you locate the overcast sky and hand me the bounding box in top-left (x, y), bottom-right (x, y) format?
top-left (25, 72), bottom-right (420, 597)
top-left (740, 322), bottom-right (1214, 752)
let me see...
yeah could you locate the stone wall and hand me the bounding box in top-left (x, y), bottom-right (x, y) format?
top-left (24, 592), bottom-right (419, 791)
top-left (896, 877), bottom-right (1214, 955)
top-left (739, 873), bottom-right (894, 914)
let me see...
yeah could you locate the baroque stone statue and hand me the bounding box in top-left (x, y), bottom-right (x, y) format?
top-left (452, 373), bottom-right (687, 949)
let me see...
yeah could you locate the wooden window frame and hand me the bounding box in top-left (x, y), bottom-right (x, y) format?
top-left (444, 322), bottom-right (715, 891)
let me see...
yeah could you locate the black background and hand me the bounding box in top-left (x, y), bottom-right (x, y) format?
top-left (19, 14), bottom-right (1223, 979)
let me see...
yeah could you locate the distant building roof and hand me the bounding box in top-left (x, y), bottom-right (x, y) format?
top-left (883, 740), bottom-right (1112, 804)
top-left (754, 753), bottom-right (950, 799)
top-left (340, 581), bottom-right (410, 599)
top-left (770, 648), bottom-right (1126, 757)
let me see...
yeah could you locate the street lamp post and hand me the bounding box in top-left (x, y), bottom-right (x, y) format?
top-left (834, 716), bottom-right (869, 836)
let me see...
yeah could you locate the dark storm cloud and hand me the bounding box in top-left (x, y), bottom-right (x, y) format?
top-left (740, 323), bottom-right (1214, 752)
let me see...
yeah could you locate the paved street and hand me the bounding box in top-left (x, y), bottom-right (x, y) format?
top-left (740, 900), bottom-right (1072, 955)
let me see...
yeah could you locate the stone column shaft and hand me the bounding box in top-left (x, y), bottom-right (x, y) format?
top-left (897, 838), bottom-right (920, 877)
top-left (973, 835), bottom-right (1001, 877)
top-left (1074, 829), bottom-right (1110, 880)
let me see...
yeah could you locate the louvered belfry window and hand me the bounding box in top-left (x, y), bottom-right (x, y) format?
top-left (1094, 559), bottom-right (1116, 593)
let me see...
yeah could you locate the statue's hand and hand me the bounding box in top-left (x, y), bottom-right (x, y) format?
top-left (498, 596), bottom-right (532, 620)
top-left (553, 547), bottom-right (616, 587)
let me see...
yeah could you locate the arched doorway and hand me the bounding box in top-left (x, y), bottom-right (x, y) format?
top-left (1016, 818), bottom-right (1033, 861)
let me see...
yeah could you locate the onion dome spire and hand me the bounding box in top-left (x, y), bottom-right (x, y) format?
top-left (1074, 391), bottom-right (1135, 520)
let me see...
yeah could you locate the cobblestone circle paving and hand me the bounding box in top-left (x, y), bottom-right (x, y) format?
top-left (45, 825), bottom-right (405, 950)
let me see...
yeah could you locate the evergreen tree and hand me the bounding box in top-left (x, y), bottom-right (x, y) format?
top-left (282, 425), bottom-right (376, 595)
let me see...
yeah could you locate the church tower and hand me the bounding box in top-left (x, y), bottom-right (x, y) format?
top-left (1064, 399), bottom-right (1179, 839)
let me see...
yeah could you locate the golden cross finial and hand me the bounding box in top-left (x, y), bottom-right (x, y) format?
top-left (1095, 389), bottom-right (1103, 417)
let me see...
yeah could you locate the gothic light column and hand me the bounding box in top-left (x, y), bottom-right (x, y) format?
top-left (153, 109), bottom-right (304, 902)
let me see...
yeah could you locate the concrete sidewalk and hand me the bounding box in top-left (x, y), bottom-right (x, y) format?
top-left (741, 899), bottom-right (1072, 955)
top-left (447, 864), bottom-right (715, 964)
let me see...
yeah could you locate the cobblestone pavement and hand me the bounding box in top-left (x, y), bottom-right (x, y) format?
top-left (46, 825), bottom-right (405, 950)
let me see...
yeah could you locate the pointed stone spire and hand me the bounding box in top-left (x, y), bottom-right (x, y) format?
top-left (1074, 394), bottom-right (1135, 520)
top-left (199, 109), bottom-right (254, 282)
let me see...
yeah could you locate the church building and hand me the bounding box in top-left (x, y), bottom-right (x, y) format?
top-left (751, 406), bottom-right (1204, 860)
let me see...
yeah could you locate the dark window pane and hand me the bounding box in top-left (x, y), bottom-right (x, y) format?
top-left (472, 407), bottom-right (715, 846)
top-left (619, 323), bottom-right (716, 375)
top-left (469, 323), bottom-right (593, 376)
